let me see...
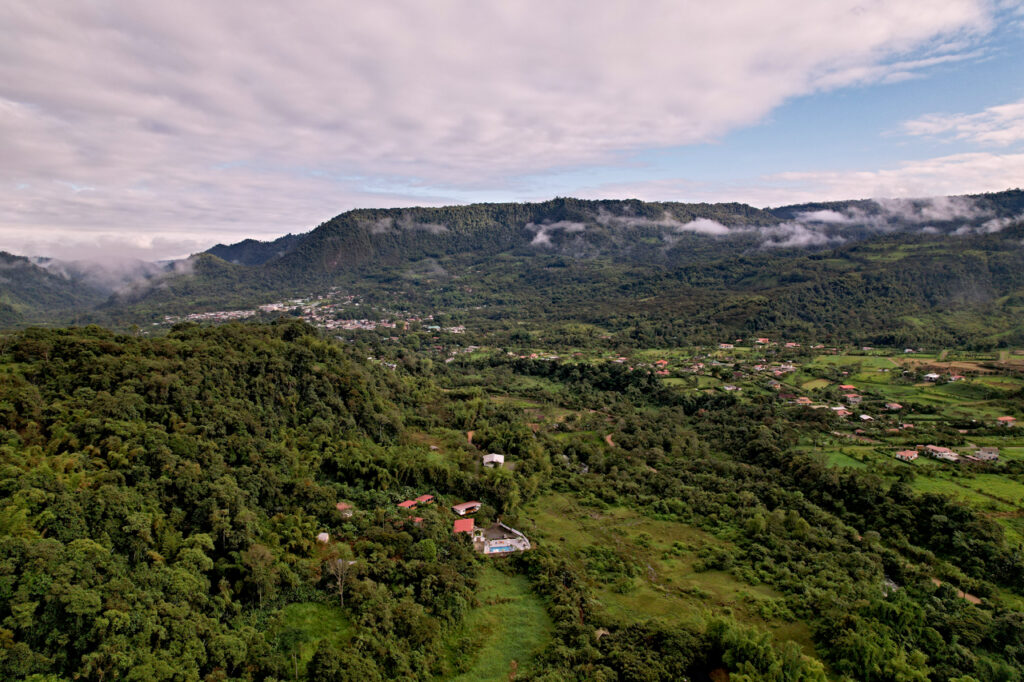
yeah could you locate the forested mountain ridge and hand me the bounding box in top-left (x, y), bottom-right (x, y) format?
top-left (3, 190), bottom-right (1024, 348)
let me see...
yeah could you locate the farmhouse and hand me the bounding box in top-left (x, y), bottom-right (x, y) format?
top-left (997, 416), bottom-right (1017, 427)
top-left (895, 450), bottom-right (918, 462)
top-left (472, 522), bottom-right (531, 555)
top-left (483, 453), bottom-right (505, 467)
top-left (925, 445), bottom-right (960, 462)
top-left (452, 501), bottom-right (482, 515)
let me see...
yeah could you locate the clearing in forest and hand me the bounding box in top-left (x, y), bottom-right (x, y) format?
top-left (441, 565), bottom-right (552, 682)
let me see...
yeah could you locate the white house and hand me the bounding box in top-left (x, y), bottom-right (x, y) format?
top-left (483, 453), bottom-right (505, 468)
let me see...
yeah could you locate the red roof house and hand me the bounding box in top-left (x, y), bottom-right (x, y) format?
top-left (398, 500), bottom-right (416, 509)
top-left (415, 494), bottom-right (435, 505)
top-left (453, 518), bottom-right (475, 534)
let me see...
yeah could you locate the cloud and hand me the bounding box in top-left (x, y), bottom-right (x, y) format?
top-left (367, 214), bottom-right (448, 234)
top-left (795, 209), bottom-right (851, 224)
top-left (595, 210), bottom-right (730, 234)
top-left (675, 218), bottom-right (731, 235)
top-left (526, 220), bottom-right (587, 247)
top-left (757, 223), bottom-right (845, 248)
top-left (903, 98), bottom-right (1024, 145)
top-left (0, 1), bottom-right (1000, 256)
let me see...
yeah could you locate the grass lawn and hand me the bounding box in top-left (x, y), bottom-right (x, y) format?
top-left (801, 378), bottom-right (830, 390)
top-left (441, 565), bottom-right (553, 682)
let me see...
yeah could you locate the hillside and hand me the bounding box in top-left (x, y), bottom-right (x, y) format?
top-left (2, 323), bottom-right (1024, 680)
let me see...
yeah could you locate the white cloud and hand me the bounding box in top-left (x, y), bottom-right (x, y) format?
top-left (0, 1), bottom-right (1000, 257)
top-left (675, 218), bottom-right (731, 235)
top-left (903, 98), bottom-right (1024, 145)
top-left (795, 209), bottom-right (851, 223)
top-left (527, 220), bottom-right (587, 246)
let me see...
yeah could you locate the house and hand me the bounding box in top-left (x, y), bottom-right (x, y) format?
top-left (317, 532), bottom-right (330, 543)
top-left (785, 342), bottom-right (800, 348)
top-left (452, 501), bottom-right (482, 516)
top-left (472, 521), bottom-right (531, 555)
top-left (924, 373), bottom-right (941, 381)
top-left (859, 414), bottom-right (874, 421)
top-left (843, 394), bottom-right (862, 405)
top-left (997, 416), bottom-right (1017, 427)
top-left (833, 408), bottom-right (852, 417)
top-left (718, 343), bottom-right (734, 350)
top-left (839, 384), bottom-right (857, 390)
top-left (655, 359), bottom-right (669, 367)
top-left (885, 403), bottom-right (902, 411)
top-left (483, 453), bottom-right (505, 468)
top-left (976, 447), bottom-right (1000, 461)
top-left (925, 445), bottom-right (960, 462)
top-left (453, 518), bottom-right (475, 534)
top-left (398, 500), bottom-right (417, 509)
top-left (895, 450), bottom-right (918, 462)
top-left (901, 423), bottom-right (914, 429)
top-left (415, 494), bottom-right (435, 505)
top-left (755, 337), bottom-right (770, 344)
top-left (336, 502), bottom-right (354, 518)
top-left (412, 517), bottom-right (424, 525)
top-left (795, 396), bottom-right (813, 405)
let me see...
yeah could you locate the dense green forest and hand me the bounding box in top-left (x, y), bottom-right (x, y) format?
top-left (2, 322), bottom-right (1023, 680)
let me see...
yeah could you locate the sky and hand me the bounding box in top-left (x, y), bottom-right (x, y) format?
top-left (2, 1), bottom-right (1023, 262)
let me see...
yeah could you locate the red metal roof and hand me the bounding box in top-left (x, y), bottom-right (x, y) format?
top-left (453, 518), bottom-right (474, 534)
top-left (398, 500), bottom-right (416, 508)
top-left (415, 494), bottom-right (435, 503)
top-left (336, 502), bottom-right (352, 511)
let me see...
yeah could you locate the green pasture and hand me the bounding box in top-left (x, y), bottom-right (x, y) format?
top-left (442, 566), bottom-right (553, 682)
top-left (274, 602), bottom-right (353, 676)
top-left (524, 493), bottom-right (816, 654)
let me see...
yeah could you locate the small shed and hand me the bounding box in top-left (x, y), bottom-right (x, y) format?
top-left (483, 453), bottom-right (505, 468)
top-left (316, 532), bottom-right (330, 543)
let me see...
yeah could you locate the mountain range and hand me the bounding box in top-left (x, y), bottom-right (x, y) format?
top-left (2, 189), bottom-right (1023, 344)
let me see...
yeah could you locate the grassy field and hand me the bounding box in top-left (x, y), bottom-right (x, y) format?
top-left (441, 565), bottom-right (553, 682)
top-left (523, 493), bottom-right (817, 655)
top-left (276, 602), bottom-right (352, 677)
